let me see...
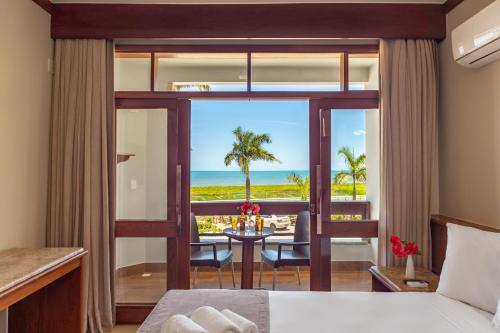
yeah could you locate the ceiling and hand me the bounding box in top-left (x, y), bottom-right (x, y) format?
top-left (51, 0), bottom-right (447, 4)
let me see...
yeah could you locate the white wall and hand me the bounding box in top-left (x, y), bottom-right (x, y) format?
top-left (0, 0), bottom-right (52, 249)
top-left (438, 0), bottom-right (500, 228)
top-left (366, 109), bottom-right (380, 264)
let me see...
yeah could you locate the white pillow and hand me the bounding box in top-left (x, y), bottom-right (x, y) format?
top-left (436, 223), bottom-right (500, 313)
top-left (493, 299), bottom-right (500, 332)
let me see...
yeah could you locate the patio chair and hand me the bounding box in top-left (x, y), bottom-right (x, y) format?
top-left (259, 211), bottom-right (310, 290)
top-left (190, 214), bottom-right (236, 288)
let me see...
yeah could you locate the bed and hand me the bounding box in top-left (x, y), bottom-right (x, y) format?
top-left (138, 289), bottom-right (496, 333)
top-left (138, 215), bottom-right (500, 333)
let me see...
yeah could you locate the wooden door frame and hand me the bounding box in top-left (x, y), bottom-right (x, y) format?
top-left (114, 98), bottom-right (191, 292)
top-left (115, 96), bottom-right (378, 321)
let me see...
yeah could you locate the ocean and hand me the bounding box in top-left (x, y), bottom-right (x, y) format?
top-left (191, 170), bottom-right (339, 187)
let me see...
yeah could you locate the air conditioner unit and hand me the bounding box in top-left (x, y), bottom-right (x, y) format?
top-left (452, 0), bottom-right (500, 68)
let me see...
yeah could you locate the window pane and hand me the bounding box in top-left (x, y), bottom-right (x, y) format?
top-left (155, 53), bottom-right (247, 92)
top-left (331, 248), bottom-right (373, 291)
top-left (116, 109), bottom-right (167, 220)
top-left (330, 109), bottom-right (379, 220)
top-left (348, 54), bottom-right (379, 90)
top-left (331, 110), bottom-right (368, 202)
top-left (115, 237), bottom-right (166, 303)
top-left (251, 53), bottom-right (341, 91)
top-left (191, 100), bottom-right (309, 202)
top-left (114, 52), bottom-right (151, 91)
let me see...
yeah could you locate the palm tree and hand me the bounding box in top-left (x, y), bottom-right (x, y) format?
top-left (334, 147), bottom-right (366, 200)
top-left (287, 172), bottom-right (310, 201)
top-left (171, 83), bottom-right (211, 91)
top-left (224, 127), bottom-right (280, 201)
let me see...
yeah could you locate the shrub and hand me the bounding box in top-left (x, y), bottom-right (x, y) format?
top-left (197, 217), bottom-right (222, 233)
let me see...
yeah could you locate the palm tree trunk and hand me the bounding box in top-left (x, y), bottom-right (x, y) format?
top-left (352, 176), bottom-right (357, 200)
top-left (245, 173), bottom-right (250, 201)
top-left (245, 173), bottom-right (251, 201)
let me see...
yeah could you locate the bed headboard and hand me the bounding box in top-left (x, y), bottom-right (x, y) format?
top-left (430, 215), bottom-right (500, 275)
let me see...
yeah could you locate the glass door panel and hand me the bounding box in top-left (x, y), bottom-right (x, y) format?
top-left (310, 102), bottom-right (379, 292)
top-left (115, 101), bottom-right (192, 304)
top-left (115, 237), bottom-right (167, 304)
top-left (315, 107), bottom-right (378, 225)
top-left (116, 109), bottom-right (168, 220)
top-left (115, 106), bottom-right (181, 304)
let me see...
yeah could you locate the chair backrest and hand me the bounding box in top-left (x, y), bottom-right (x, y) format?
top-left (191, 213), bottom-right (201, 252)
top-left (293, 211), bottom-right (310, 257)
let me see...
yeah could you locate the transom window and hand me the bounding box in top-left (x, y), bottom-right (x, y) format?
top-left (114, 49), bottom-right (379, 93)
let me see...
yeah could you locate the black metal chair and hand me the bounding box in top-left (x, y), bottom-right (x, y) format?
top-left (259, 211), bottom-right (310, 290)
top-left (190, 214), bottom-right (235, 288)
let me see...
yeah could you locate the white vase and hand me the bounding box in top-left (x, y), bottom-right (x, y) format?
top-left (405, 255), bottom-right (415, 279)
top-left (246, 214), bottom-right (253, 229)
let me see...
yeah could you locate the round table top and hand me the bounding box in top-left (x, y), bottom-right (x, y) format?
top-left (223, 227), bottom-right (274, 241)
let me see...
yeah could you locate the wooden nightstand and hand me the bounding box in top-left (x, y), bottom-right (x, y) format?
top-left (369, 266), bottom-right (440, 292)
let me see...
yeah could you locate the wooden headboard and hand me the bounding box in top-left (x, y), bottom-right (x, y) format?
top-left (430, 215), bottom-right (500, 275)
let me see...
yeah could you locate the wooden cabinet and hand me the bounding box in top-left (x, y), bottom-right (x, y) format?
top-left (0, 248), bottom-right (87, 333)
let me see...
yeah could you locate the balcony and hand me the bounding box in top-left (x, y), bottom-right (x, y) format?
top-left (115, 200), bottom-right (377, 304)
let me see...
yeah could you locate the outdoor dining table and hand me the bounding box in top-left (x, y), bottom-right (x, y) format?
top-left (223, 227), bottom-right (274, 289)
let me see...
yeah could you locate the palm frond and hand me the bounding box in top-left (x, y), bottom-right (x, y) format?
top-left (356, 168), bottom-right (367, 182)
top-left (334, 171), bottom-right (351, 184)
top-left (251, 133), bottom-right (272, 146)
top-left (355, 154), bottom-right (366, 167)
top-left (338, 146), bottom-right (357, 169)
top-left (287, 172), bottom-right (304, 186)
top-left (251, 148), bottom-right (281, 163)
top-left (174, 83), bottom-right (211, 92)
top-left (224, 152), bottom-right (236, 166)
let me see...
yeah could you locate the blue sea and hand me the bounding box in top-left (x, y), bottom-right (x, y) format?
top-left (191, 170), bottom-right (339, 187)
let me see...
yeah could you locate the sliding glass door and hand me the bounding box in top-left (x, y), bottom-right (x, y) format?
top-left (114, 99), bottom-right (191, 312)
top-left (113, 44), bottom-right (380, 321)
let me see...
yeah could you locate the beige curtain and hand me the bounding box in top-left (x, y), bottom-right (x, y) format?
top-left (379, 39), bottom-right (438, 269)
top-left (47, 39), bottom-right (115, 333)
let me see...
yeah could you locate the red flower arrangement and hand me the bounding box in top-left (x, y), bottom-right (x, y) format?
top-left (390, 235), bottom-right (421, 258)
top-left (240, 202), bottom-right (252, 214)
top-left (239, 202), bottom-right (260, 215)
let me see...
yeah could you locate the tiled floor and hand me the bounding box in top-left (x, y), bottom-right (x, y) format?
top-left (116, 262), bottom-right (372, 303)
top-left (113, 262), bottom-right (372, 332)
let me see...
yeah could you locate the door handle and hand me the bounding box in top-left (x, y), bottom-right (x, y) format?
top-left (176, 164), bottom-right (182, 234)
top-left (315, 164), bottom-right (322, 235)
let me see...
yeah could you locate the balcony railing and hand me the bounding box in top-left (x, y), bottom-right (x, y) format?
top-left (115, 200), bottom-right (377, 238)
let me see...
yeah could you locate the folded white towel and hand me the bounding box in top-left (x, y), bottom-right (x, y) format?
top-left (191, 306), bottom-right (242, 333)
top-left (221, 309), bottom-right (258, 333)
top-left (162, 314), bottom-right (209, 333)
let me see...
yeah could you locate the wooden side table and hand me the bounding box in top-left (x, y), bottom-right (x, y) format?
top-left (369, 266), bottom-right (439, 292)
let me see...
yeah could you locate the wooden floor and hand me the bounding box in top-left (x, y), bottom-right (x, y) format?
top-left (113, 325), bottom-right (139, 333)
top-left (116, 263), bottom-right (372, 304)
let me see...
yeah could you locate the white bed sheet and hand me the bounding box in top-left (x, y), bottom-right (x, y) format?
top-left (269, 291), bottom-right (495, 333)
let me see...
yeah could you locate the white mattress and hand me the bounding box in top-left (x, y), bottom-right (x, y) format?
top-left (269, 291), bottom-right (495, 333)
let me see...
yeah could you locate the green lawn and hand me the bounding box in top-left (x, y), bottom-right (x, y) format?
top-left (191, 183), bottom-right (366, 201)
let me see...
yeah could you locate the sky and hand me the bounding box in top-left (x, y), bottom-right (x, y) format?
top-left (191, 100), bottom-right (366, 171)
